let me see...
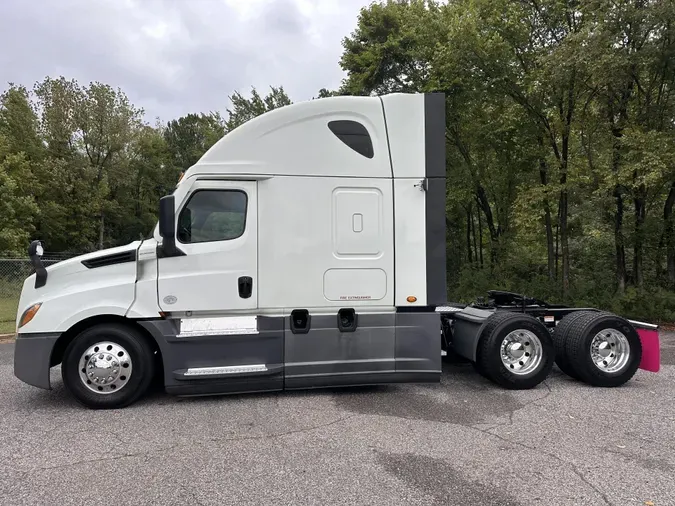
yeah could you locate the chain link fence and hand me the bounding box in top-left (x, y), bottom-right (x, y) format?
top-left (0, 253), bottom-right (79, 333)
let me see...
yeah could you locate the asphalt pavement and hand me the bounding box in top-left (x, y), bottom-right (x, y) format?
top-left (0, 333), bottom-right (674, 506)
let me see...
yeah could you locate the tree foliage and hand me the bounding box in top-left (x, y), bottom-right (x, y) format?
top-left (164, 112), bottom-right (225, 170)
top-left (224, 85), bottom-right (292, 132)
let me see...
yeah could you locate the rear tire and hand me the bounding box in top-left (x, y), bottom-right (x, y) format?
top-left (562, 311), bottom-right (642, 387)
top-left (476, 312), bottom-right (555, 390)
top-left (62, 323), bottom-right (156, 409)
top-left (552, 311), bottom-right (592, 380)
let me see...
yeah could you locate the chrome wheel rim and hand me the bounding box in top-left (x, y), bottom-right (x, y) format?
top-left (500, 329), bottom-right (543, 375)
top-left (590, 329), bottom-right (630, 373)
top-left (78, 341), bottom-right (133, 394)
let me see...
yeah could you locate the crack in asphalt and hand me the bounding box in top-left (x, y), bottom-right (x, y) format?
top-left (467, 424), bottom-right (613, 506)
top-left (455, 380), bottom-right (613, 505)
top-left (11, 413), bottom-right (357, 475)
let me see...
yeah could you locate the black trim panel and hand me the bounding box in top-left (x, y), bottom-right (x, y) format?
top-left (167, 376), bottom-right (283, 396)
top-left (424, 93), bottom-right (448, 306)
top-left (395, 305), bottom-right (438, 313)
top-left (285, 371), bottom-right (440, 390)
top-left (424, 93), bottom-right (446, 178)
top-left (82, 249), bottom-right (137, 269)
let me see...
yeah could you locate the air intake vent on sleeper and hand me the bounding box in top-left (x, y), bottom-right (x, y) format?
top-left (82, 250), bottom-right (137, 269)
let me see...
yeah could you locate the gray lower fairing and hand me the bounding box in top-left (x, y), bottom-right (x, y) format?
top-left (139, 311), bottom-right (442, 396)
top-left (14, 333), bottom-right (61, 389)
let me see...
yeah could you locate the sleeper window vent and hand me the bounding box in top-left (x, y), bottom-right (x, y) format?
top-left (328, 120), bottom-right (374, 159)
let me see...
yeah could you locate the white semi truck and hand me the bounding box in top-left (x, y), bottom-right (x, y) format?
top-left (13, 92), bottom-right (660, 409)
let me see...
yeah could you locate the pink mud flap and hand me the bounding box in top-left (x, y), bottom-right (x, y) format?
top-left (636, 328), bottom-right (660, 372)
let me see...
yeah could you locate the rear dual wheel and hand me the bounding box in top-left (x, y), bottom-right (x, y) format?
top-left (553, 311), bottom-right (641, 387)
top-left (475, 312), bottom-right (555, 389)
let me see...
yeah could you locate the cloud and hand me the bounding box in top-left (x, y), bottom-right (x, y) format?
top-left (0, 0), bottom-right (368, 122)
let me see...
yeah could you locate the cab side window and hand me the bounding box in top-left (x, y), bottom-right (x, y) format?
top-left (177, 189), bottom-right (247, 243)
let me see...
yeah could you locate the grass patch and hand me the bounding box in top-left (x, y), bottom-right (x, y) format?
top-left (0, 297), bottom-right (18, 334)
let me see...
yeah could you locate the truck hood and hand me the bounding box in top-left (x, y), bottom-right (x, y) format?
top-left (16, 240), bottom-right (147, 332)
top-left (44, 241), bottom-right (143, 278)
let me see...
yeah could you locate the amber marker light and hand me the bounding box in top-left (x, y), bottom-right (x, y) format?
top-left (406, 296), bottom-right (417, 303)
top-left (18, 302), bottom-right (42, 328)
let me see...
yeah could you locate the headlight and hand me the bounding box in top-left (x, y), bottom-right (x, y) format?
top-left (18, 303), bottom-right (42, 328)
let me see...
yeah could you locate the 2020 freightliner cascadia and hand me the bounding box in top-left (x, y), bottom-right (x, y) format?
top-left (13, 92), bottom-right (661, 409)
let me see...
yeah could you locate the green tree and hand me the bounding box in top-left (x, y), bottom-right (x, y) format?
top-left (74, 82), bottom-right (145, 248)
top-left (0, 138), bottom-right (38, 254)
top-left (339, 0), bottom-right (444, 95)
top-left (33, 76), bottom-right (80, 160)
top-left (224, 86), bottom-right (292, 132)
top-left (0, 85), bottom-right (43, 254)
top-left (314, 88), bottom-right (340, 98)
top-left (122, 125), bottom-right (176, 241)
top-left (164, 112), bottom-right (225, 171)
top-left (0, 84), bottom-right (42, 161)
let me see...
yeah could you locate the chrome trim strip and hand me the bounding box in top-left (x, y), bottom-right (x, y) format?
top-left (435, 306), bottom-right (463, 313)
top-left (627, 319), bottom-right (659, 330)
top-left (184, 364), bottom-right (268, 376)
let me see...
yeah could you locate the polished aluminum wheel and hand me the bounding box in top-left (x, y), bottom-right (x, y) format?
top-left (500, 329), bottom-right (543, 375)
top-left (78, 341), bottom-right (133, 394)
top-left (590, 329), bottom-right (630, 373)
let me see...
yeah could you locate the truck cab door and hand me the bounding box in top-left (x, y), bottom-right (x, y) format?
top-left (157, 180), bottom-right (258, 313)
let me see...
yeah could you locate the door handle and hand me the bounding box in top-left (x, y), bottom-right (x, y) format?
top-left (238, 276), bottom-right (253, 299)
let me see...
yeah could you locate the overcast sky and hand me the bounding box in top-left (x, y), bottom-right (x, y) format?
top-left (0, 0), bottom-right (369, 123)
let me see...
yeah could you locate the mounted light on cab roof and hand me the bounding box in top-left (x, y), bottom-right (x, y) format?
top-left (177, 171), bottom-right (185, 184)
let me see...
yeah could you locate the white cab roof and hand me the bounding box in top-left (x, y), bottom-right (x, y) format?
top-left (181, 93), bottom-right (428, 181)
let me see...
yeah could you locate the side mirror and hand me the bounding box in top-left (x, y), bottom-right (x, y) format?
top-left (158, 195), bottom-right (184, 257)
top-left (159, 195), bottom-right (175, 240)
top-left (28, 240), bottom-right (48, 288)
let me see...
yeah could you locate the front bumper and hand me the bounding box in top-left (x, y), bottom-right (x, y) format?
top-left (14, 333), bottom-right (61, 390)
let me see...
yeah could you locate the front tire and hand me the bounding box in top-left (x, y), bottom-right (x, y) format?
top-left (61, 323), bottom-right (156, 409)
top-left (476, 312), bottom-right (555, 390)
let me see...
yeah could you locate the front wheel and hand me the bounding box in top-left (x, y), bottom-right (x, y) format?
top-left (476, 312), bottom-right (555, 390)
top-left (61, 323), bottom-right (156, 409)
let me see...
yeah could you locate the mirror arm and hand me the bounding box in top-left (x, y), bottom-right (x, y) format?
top-left (157, 195), bottom-right (186, 258)
top-left (157, 238), bottom-right (185, 258)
